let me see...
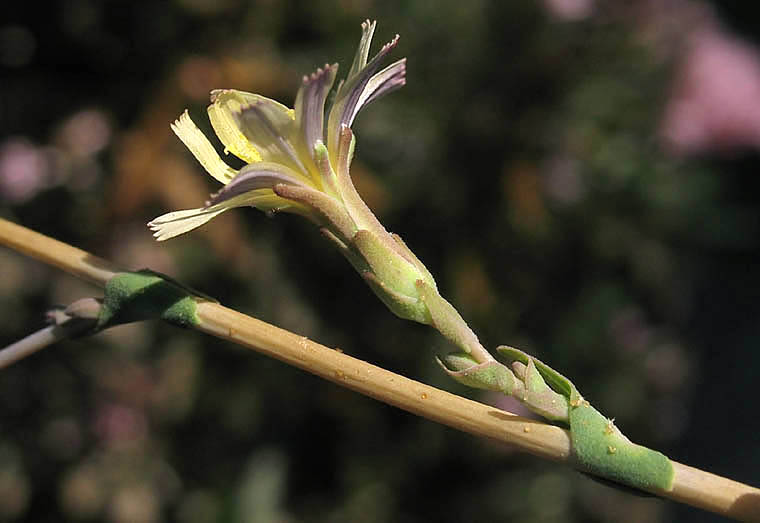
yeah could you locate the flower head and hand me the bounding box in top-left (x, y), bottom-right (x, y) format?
top-left (148, 20), bottom-right (406, 241)
top-left (150, 20), bottom-right (443, 326)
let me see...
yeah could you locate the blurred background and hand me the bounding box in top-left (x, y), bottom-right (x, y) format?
top-left (1, 1), bottom-right (759, 521)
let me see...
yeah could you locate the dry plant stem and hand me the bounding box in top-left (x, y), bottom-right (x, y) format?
top-left (0, 325), bottom-right (60, 368)
top-left (670, 463), bottom-right (760, 521)
top-left (0, 218), bottom-right (121, 286)
top-left (0, 218), bottom-right (758, 521)
top-left (195, 300), bottom-right (570, 461)
top-left (0, 320), bottom-right (96, 369)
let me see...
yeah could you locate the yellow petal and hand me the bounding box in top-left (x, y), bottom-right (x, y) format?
top-left (148, 192), bottom-right (255, 240)
top-left (148, 190), bottom-right (307, 241)
top-left (208, 89), bottom-right (264, 164)
top-left (148, 206), bottom-right (229, 241)
top-left (171, 111), bottom-right (237, 184)
top-left (210, 89), bottom-right (296, 122)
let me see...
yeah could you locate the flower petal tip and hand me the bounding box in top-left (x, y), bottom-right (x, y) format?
top-left (384, 34), bottom-right (400, 51)
top-left (170, 109), bottom-right (236, 184)
top-left (209, 89), bottom-right (228, 103)
top-left (302, 63), bottom-right (339, 86)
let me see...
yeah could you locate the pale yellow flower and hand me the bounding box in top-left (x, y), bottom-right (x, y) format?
top-left (149, 20), bottom-right (405, 242)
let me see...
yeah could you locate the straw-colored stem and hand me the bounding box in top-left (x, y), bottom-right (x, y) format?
top-left (0, 218), bottom-right (121, 286)
top-left (0, 325), bottom-right (59, 368)
top-left (195, 300), bottom-right (571, 461)
top-left (0, 319), bottom-right (96, 369)
top-left (668, 463), bottom-right (760, 521)
top-left (0, 217), bottom-right (758, 521)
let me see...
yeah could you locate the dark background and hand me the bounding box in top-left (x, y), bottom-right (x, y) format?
top-left (1, 1), bottom-right (758, 521)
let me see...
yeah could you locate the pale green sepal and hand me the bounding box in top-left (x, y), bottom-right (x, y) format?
top-left (437, 352), bottom-right (517, 393)
top-left (514, 358), bottom-right (570, 422)
top-left (359, 269), bottom-right (429, 324)
top-left (312, 141), bottom-right (341, 200)
top-left (496, 346), bottom-right (575, 422)
top-left (416, 280), bottom-right (482, 354)
top-left (319, 227), bottom-right (352, 256)
top-left (351, 229), bottom-right (430, 323)
top-left (497, 346), bottom-right (580, 403)
top-left (390, 233), bottom-right (437, 290)
top-left (569, 403), bottom-right (674, 492)
top-left (97, 270), bottom-right (207, 330)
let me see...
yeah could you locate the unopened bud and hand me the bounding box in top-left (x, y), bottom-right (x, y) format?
top-left (64, 297), bottom-right (103, 320)
top-left (437, 353), bottom-right (517, 394)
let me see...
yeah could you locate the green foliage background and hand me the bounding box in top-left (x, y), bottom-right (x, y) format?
top-left (1, 1), bottom-right (758, 521)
